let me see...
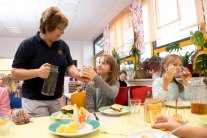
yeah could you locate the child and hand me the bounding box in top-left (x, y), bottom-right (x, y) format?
top-left (152, 54), bottom-right (190, 101)
top-left (118, 70), bottom-right (128, 87)
top-left (82, 55), bottom-right (120, 113)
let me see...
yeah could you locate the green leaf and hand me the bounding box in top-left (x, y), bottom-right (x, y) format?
top-left (166, 43), bottom-right (181, 53)
top-left (194, 54), bottom-right (207, 70)
top-left (190, 31), bottom-right (205, 47)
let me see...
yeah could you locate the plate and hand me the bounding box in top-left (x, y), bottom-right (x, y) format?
top-left (48, 119), bottom-right (100, 137)
top-left (51, 111), bottom-right (73, 120)
top-left (98, 106), bottom-right (130, 115)
top-left (165, 101), bottom-right (191, 108)
top-left (128, 129), bottom-right (178, 138)
top-left (200, 115), bottom-right (207, 126)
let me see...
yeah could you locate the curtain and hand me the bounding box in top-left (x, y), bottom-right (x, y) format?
top-left (202, 0), bottom-right (207, 32)
top-left (129, 0), bottom-right (145, 53)
top-left (103, 24), bottom-right (111, 55)
top-left (109, 7), bottom-right (133, 58)
top-left (142, 0), bottom-right (204, 45)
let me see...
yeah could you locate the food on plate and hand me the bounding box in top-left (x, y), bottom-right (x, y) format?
top-left (59, 105), bottom-right (74, 118)
top-left (138, 133), bottom-right (156, 138)
top-left (110, 104), bottom-right (123, 112)
top-left (56, 121), bottom-right (78, 134)
top-left (73, 104), bottom-right (87, 129)
top-left (172, 114), bottom-right (184, 124)
top-left (61, 105), bottom-right (74, 114)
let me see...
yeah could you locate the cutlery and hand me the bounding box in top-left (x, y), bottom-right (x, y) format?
top-left (175, 99), bottom-right (178, 114)
top-left (161, 121), bottom-right (189, 138)
top-left (93, 113), bottom-right (99, 121)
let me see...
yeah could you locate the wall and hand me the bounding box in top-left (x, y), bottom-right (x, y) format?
top-left (0, 37), bottom-right (93, 73)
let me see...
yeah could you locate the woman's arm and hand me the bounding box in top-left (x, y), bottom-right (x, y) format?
top-left (11, 63), bottom-right (51, 80)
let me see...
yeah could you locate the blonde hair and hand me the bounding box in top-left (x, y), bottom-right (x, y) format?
top-left (160, 54), bottom-right (184, 92)
top-left (99, 55), bottom-right (118, 85)
top-left (1, 74), bottom-right (12, 87)
top-left (39, 6), bottom-right (68, 34)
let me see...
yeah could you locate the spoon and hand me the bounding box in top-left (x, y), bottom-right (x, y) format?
top-left (162, 121), bottom-right (189, 138)
top-left (175, 98), bottom-right (178, 114)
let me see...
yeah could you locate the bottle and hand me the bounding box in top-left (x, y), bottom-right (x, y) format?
top-left (41, 65), bottom-right (59, 96)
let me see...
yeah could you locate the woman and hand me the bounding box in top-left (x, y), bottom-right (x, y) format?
top-left (11, 6), bottom-right (82, 117)
top-left (152, 54), bottom-right (190, 101)
top-left (83, 55), bottom-right (120, 113)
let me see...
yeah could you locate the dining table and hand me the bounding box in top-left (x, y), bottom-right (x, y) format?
top-left (2, 107), bottom-right (206, 138)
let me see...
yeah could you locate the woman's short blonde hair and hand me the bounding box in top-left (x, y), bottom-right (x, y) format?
top-left (39, 6), bottom-right (68, 34)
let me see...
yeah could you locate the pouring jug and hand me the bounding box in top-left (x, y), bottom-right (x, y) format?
top-left (188, 77), bottom-right (207, 115)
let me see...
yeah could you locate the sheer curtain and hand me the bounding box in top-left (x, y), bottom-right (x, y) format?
top-left (143, 0), bottom-right (204, 45)
top-left (109, 7), bottom-right (133, 58)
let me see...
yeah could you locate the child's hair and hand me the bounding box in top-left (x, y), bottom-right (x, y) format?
top-left (1, 74), bottom-right (12, 87)
top-left (99, 55), bottom-right (118, 85)
top-left (160, 54), bottom-right (184, 92)
top-left (118, 70), bottom-right (127, 76)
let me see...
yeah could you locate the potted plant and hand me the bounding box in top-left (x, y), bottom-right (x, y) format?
top-left (190, 30), bottom-right (207, 84)
top-left (112, 48), bottom-right (120, 71)
top-left (140, 56), bottom-right (162, 79)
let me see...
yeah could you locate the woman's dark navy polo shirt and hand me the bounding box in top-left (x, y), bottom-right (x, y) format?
top-left (12, 33), bottom-right (74, 100)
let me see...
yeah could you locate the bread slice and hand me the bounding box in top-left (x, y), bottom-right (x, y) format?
top-left (61, 105), bottom-right (74, 114)
top-left (110, 104), bottom-right (123, 112)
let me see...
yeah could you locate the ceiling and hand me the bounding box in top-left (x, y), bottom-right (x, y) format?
top-left (0, 0), bottom-right (129, 41)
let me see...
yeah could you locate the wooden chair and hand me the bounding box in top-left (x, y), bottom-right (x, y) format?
top-left (130, 86), bottom-right (152, 104)
top-left (70, 91), bottom-right (86, 108)
top-left (115, 87), bottom-right (129, 105)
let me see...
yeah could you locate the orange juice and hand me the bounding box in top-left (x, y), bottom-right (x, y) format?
top-left (144, 98), bottom-right (163, 122)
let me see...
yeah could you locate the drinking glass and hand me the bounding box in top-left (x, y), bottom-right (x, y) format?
top-left (81, 66), bottom-right (92, 82)
top-left (0, 114), bottom-right (12, 135)
top-left (179, 66), bottom-right (191, 82)
top-left (168, 109), bottom-right (186, 124)
top-left (150, 108), bottom-right (166, 130)
top-left (128, 98), bottom-right (145, 126)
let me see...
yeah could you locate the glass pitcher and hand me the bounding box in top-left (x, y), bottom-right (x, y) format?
top-left (188, 77), bottom-right (207, 115)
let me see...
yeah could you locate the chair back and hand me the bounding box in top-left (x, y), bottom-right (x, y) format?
top-left (9, 96), bottom-right (22, 109)
top-left (130, 86), bottom-right (152, 104)
top-left (71, 91), bottom-right (86, 108)
top-left (115, 87), bottom-right (129, 105)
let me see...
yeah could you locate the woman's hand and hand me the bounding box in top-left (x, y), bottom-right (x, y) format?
top-left (82, 67), bottom-right (97, 81)
top-left (38, 63), bottom-right (51, 79)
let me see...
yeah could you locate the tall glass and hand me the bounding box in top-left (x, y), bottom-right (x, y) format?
top-left (179, 66), bottom-right (191, 82)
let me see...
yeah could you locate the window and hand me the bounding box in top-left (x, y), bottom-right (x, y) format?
top-left (94, 34), bottom-right (104, 55)
top-left (142, 0), bottom-right (203, 47)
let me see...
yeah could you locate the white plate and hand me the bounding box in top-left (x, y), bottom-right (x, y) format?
top-left (48, 119), bottom-right (100, 137)
top-left (200, 115), bottom-right (207, 126)
top-left (98, 106), bottom-right (130, 116)
top-left (128, 129), bottom-right (178, 138)
top-left (165, 101), bottom-right (191, 108)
